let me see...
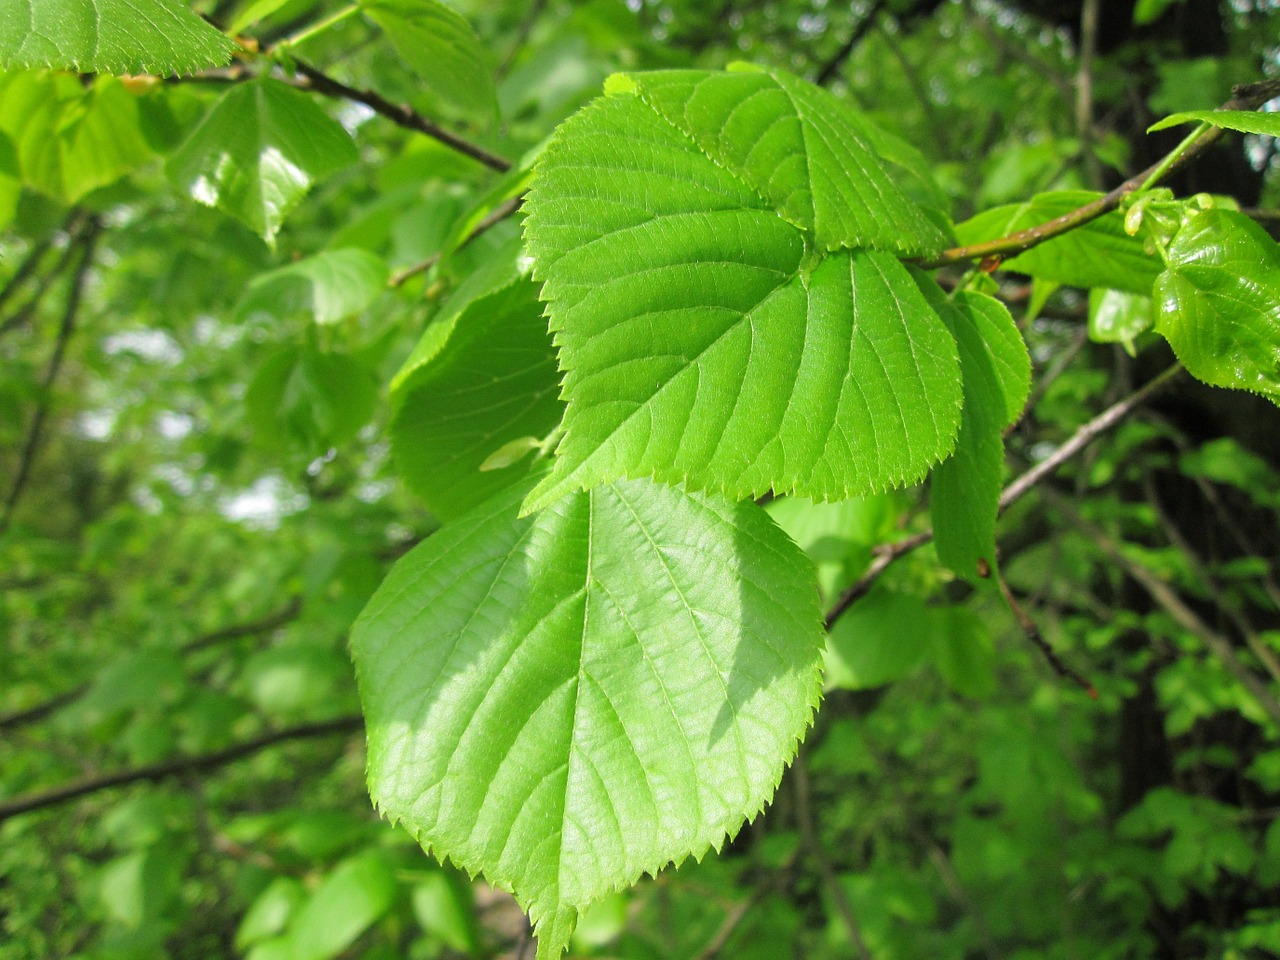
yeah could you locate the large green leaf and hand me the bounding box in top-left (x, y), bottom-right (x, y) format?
top-left (361, 0), bottom-right (496, 117)
top-left (1153, 209), bottom-right (1280, 405)
top-left (167, 78), bottom-right (358, 243)
top-left (926, 286), bottom-right (1029, 580)
top-left (956, 190), bottom-right (1162, 294)
top-left (350, 477), bottom-right (824, 959)
top-left (391, 275), bottom-right (565, 520)
top-left (1148, 110), bottom-right (1280, 136)
top-left (0, 0), bottom-right (234, 75)
top-left (523, 71), bottom-right (961, 513)
top-left (0, 72), bottom-right (154, 203)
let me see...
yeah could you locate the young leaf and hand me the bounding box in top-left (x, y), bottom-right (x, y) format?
top-left (523, 80), bottom-right (962, 513)
top-left (926, 288), bottom-right (1029, 580)
top-left (1153, 209), bottom-right (1280, 405)
top-left (350, 477), bottom-right (825, 959)
top-left (956, 191), bottom-right (1162, 294)
top-left (1089, 288), bottom-right (1153, 352)
top-left (1148, 110), bottom-right (1280, 136)
top-left (0, 0), bottom-right (234, 75)
top-left (238, 249), bottom-right (389, 325)
top-left (391, 276), bottom-right (565, 520)
top-left (167, 78), bottom-right (358, 244)
top-left (361, 0), bottom-right (497, 117)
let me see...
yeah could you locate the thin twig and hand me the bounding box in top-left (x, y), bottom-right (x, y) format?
top-left (389, 196), bottom-right (524, 287)
top-left (0, 598), bottom-right (303, 732)
top-left (995, 568), bottom-right (1097, 696)
top-left (813, 1), bottom-right (886, 87)
top-left (1075, 0), bottom-right (1103, 189)
top-left (0, 219), bottom-right (100, 538)
top-left (1045, 489), bottom-right (1280, 728)
top-left (692, 852), bottom-right (798, 960)
top-left (0, 215), bottom-right (91, 341)
top-left (824, 365), bottom-right (1184, 628)
top-left (498, 0), bottom-right (548, 78)
top-left (0, 715), bottom-right (363, 822)
top-left (292, 59), bottom-right (511, 173)
top-left (0, 236), bottom-right (54, 318)
top-left (919, 78), bottom-right (1280, 268)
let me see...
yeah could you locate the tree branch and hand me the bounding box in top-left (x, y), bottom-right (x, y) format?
top-left (389, 195), bottom-right (524, 287)
top-left (292, 59), bottom-right (511, 173)
top-left (0, 715), bottom-right (363, 823)
top-left (823, 364), bottom-right (1184, 628)
top-left (813, 1), bottom-right (886, 87)
top-left (919, 78), bottom-right (1280, 268)
top-left (0, 218), bottom-right (100, 538)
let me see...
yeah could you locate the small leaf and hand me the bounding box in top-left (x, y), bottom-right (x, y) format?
top-left (391, 276), bottom-right (564, 520)
top-left (350, 477), bottom-right (824, 959)
top-left (238, 249), bottom-right (389, 324)
top-left (0, 0), bottom-right (235, 75)
top-left (1148, 109), bottom-right (1280, 136)
top-left (286, 851), bottom-right (399, 960)
top-left (926, 287), bottom-right (1028, 580)
top-left (361, 0), bottom-right (497, 116)
top-left (1153, 209), bottom-right (1280, 405)
top-left (1089, 288), bottom-right (1153, 352)
top-left (246, 344), bottom-right (378, 452)
top-left (956, 191), bottom-right (1162, 294)
top-left (167, 78), bottom-right (358, 243)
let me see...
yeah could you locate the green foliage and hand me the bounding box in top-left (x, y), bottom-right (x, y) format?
top-left (3, 2), bottom-right (1280, 959)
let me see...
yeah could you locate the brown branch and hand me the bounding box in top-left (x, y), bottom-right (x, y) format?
top-left (0, 598), bottom-right (303, 732)
top-left (919, 78), bottom-right (1280, 268)
top-left (0, 715), bottom-right (363, 823)
top-left (995, 568), bottom-right (1096, 696)
top-left (292, 60), bottom-right (511, 173)
top-left (1075, 0), bottom-right (1103, 189)
top-left (0, 215), bottom-right (92, 341)
top-left (0, 219), bottom-right (100, 538)
top-left (1044, 490), bottom-right (1280, 728)
top-left (823, 365), bottom-right (1183, 628)
top-left (813, 1), bottom-right (886, 87)
top-left (389, 195), bottom-right (524, 287)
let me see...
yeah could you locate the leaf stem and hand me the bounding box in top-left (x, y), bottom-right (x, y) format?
top-left (1135, 120), bottom-right (1210, 194)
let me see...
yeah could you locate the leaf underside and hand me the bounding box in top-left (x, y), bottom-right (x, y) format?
top-left (350, 477), bottom-right (825, 959)
top-left (0, 0), bottom-right (235, 75)
top-left (523, 69), bottom-right (962, 514)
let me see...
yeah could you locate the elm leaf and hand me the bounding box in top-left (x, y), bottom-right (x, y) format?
top-left (350, 477), bottom-right (824, 959)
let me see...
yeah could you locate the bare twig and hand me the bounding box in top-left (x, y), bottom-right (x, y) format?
top-left (995, 568), bottom-right (1097, 696)
top-left (813, 1), bottom-right (886, 87)
top-left (824, 365), bottom-right (1183, 628)
top-left (1075, 0), bottom-right (1103, 189)
top-left (1, 219), bottom-right (100, 538)
top-left (389, 195), bottom-right (524, 287)
top-left (292, 59), bottom-right (511, 173)
top-left (0, 715), bottom-right (363, 822)
top-left (1045, 490), bottom-right (1280, 728)
top-left (920, 79), bottom-right (1280, 268)
top-left (498, 0), bottom-right (548, 78)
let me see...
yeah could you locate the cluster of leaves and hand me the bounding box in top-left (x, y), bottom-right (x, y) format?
top-left (2, 1), bottom-right (1280, 959)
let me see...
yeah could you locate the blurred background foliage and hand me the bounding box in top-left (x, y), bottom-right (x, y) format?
top-left (2, 0), bottom-right (1280, 958)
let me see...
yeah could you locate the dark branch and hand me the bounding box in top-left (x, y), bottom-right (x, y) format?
top-left (292, 60), bottom-right (512, 173)
top-left (920, 78), bottom-right (1280, 268)
top-left (813, 1), bottom-right (886, 87)
top-left (0, 218), bottom-right (100, 538)
top-left (0, 715), bottom-right (363, 823)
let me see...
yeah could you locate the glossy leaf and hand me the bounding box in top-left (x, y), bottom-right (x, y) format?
top-left (238, 249), bottom-right (389, 325)
top-left (956, 191), bottom-right (1162, 294)
top-left (350, 477), bottom-right (824, 959)
top-left (0, 0), bottom-right (234, 75)
top-left (362, 0), bottom-right (497, 116)
top-left (167, 78), bottom-right (358, 243)
top-left (391, 275), bottom-right (564, 519)
top-left (1148, 110), bottom-right (1280, 136)
top-left (926, 288), bottom-right (1029, 580)
top-left (523, 74), bottom-right (962, 512)
top-left (1153, 209), bottom-right (1280, 405)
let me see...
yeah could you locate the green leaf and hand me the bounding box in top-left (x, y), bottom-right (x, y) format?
top-left (167, 78), bottom-right (358, 243)
top-left (391, 275), bottom-right (564, 520)
top-left (825, 588), bottom-right (933, 689)
top-left (1153, 209), bottom-right (1280, 405)
top-left (0, 0), bottom-right (235, 75)
top-left (0, 73), bottom-right (154, 203)
top-left (1133, 0), bottom-right (1185, 24)
top-left (1148, 109), bottom-right (1280, 136)
top-left (926, 288), bottom-right (1029, 580)
top-left (350, 477), bottom-right (824, 959)
top-left (933, 607), bottom-right (996, 700)
top-left (956, 191), bottom-right (1162, 294)
top-left (1089, 288), bottom-right (1153, 352)
top-left (361, 0), bottom-right (497, 117)
top-left (522, 75), bottom-right (962, 512)
top-left (246, 344), bottom-right (378, 452)
top-left (286, 851), bottom-right (400, 960)
top-left (238, 249), bottom-right (389, 324)
top-left (622, 67), bottom-right (950, 255)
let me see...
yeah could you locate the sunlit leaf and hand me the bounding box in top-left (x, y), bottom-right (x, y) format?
top-left (1148, 109), bottom-right (1280, 136)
